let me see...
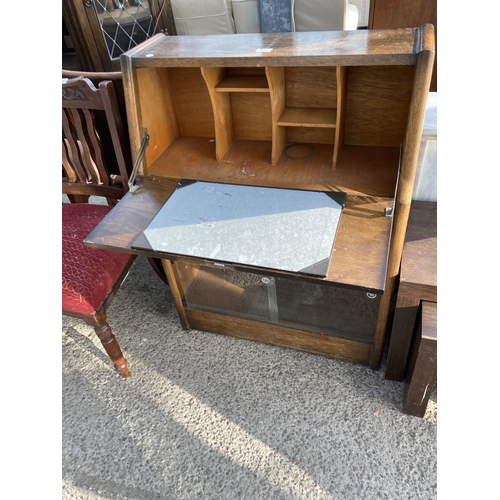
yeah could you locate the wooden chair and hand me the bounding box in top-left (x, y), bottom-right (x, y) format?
top-left (62, 75), bottom-right (136, 378)
top-left (62, 70), bottom-right (130, 176)
top-left (62, 69), bottom-right (169, 285)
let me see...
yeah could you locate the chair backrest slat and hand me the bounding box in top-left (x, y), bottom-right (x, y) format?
top-left (62, 107), bottom-right (89, 184)
top-left (62, 76), bottom-right (131, 202)
top-left (81, 107), bottom-right (109, 185)
top-left (62, 138), bottom-right (78, 183)
top-left (70, 107), bottom-right (102, 185)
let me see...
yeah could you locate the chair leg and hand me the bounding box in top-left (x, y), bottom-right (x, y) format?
top-left (85, 310), bottom-right (130, 378)
top-left (95, 321), bottom-right (131, 378)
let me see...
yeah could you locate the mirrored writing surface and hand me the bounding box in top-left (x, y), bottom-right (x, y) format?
top-left (132, 180), bottom-right (345, 276)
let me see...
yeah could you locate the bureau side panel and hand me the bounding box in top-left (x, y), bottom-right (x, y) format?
top-left (136, 67), bottom-right (179, 171)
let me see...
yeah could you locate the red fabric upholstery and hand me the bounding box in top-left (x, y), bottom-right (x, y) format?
top-left (62, 203), bottom-right (133, 315)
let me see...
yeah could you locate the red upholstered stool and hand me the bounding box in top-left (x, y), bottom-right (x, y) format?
top-left (62, 203), bottom-right (136, 378)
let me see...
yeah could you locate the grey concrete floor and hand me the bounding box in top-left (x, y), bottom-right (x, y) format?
top-left (62, 255), bottom-right (437, 499)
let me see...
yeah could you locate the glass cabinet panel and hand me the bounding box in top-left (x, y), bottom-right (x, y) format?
top-left (92, 1), bottom-right (155, 60)
top-left (175, 262), bottom-right (275, 323)
top-left (175, 261), bottom-right (379, 343)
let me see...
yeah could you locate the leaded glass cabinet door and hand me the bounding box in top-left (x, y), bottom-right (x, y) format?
top-left (63, 0), bottom-right (176, 72)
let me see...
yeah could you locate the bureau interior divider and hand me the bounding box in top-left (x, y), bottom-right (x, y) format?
top-left (200, 65), bottom-right (346, 167)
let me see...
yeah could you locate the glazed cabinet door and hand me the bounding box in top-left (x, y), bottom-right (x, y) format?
top-left (62, 0), bottom-right (176, 71)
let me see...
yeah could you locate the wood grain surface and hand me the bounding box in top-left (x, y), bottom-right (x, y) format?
top-left (122, 29), bottom-right (425, 67)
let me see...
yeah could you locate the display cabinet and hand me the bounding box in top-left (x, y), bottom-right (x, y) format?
top-left (85, 26), bottom-right (435, 368)
top-left (62, 0), bottom-right (176, 71)
top-left (368, 0), bottom-right (437, 91)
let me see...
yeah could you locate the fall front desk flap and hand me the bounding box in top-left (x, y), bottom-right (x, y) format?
top-left (132, 180), bottom-right (345, 277)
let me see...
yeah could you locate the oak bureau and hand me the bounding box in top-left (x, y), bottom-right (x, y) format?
top-left (85, 26), bottom-right (435, 369)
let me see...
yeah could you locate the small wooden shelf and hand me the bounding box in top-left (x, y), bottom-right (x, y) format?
top-left (265, 66), bottom-right (346, 167)
top-left (277, 107), bottom-right (337, 128)
top-left (215, 75), bottom-right (270, 92)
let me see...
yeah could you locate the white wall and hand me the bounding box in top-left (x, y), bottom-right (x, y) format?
top-left (412, 93), bottom-right (437, 202)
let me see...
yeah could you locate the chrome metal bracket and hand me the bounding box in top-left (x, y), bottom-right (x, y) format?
top-left (128, 132), bottom-right (150, 193)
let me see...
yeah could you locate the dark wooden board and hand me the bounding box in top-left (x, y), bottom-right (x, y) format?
top-left (385, 201), bottom-right (437, 381)
top-left (186, 309), bottom-right (372, 365)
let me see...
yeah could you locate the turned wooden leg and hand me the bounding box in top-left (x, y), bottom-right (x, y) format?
top-left (95, 321), bottom-right (131, 378)
top-left (85, 309), bottom-right (130, 378)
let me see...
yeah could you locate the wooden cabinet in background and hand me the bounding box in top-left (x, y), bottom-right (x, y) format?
top-left (62, 0), bottom-right (176, 72)
top-left (369, 0), bottom-right (437, 91)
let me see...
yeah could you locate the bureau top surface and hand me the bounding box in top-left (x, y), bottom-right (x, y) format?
top-left (122, 25), bottom-right (433, 67)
